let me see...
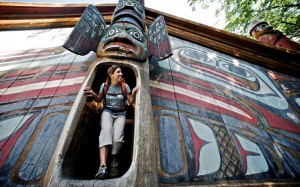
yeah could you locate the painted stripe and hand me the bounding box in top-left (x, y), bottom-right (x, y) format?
top-left (0, 76), bottom-right (85, 95)
top-left (191, 64), bottom-right (247, 88)
top-left (1, 72), bottom-right (86, 88)
top-left (0, 84), bottom-right (82, 103)
top-left (151, 81), bottom-right (252, 119)
top-left (167, 72), bottom-right (212, 89)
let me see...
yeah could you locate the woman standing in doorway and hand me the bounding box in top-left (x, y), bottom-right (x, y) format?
top-left (84, 65), bottom-right (138, 179)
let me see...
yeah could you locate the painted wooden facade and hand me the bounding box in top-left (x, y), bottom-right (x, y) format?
top-left (1, 2), bottom-right (300, 186)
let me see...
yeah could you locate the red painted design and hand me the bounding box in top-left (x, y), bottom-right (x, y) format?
top-left (185, 117), bottom-right (210, 175)
top-left (0, 82), bottom-right (13, 89)
top-left (2, 70), bottom-right (23, 78)
top-left (232, 133), bottom-right (260, 173)
top-left (2, 64), bottom-right (81, 79)
top-left (255, 104), bottom-right (300, 133)
top-left (150, 87), bottom-right (176, 100)
top-left (0, 113), bottom-right (40, 168)
top-left (1, 72), bottom-right (86, 88)
top-left (268, 71), bottom-right (289, 80)
top-left (166, 72), bottom-right (213, 90)
top-left (164, 40), bottom-right (170, 51)
top-left (0, 84), bottom-right (83, 102)
top-left (191, 64), bottom-right (249, 88)
top-left (0, 72), bottom-right (86, 102)
top-left (151, 79), bottom-right (257, 124)
top-left (0, 49), bottom-right (57, 63)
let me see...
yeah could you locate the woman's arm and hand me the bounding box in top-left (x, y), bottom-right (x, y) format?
top-left (127, 86), bottom-right (139, 105)
top-left (84, 87), bottom-right (104, 102)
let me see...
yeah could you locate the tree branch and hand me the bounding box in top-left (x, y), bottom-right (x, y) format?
top-left (260, 4), bottom-right (300, 11)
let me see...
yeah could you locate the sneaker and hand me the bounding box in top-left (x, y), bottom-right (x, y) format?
top-left (110, 162), bottom-right (118, 177)
top-left (95, 164), bottom-right (107, 179)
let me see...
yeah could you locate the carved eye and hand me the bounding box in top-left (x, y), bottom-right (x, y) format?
top-left (259, 23), bottom-right (269, 30)
top-left (118, 2), bottom-right (125, 7)
top-left (129, 31), bottom-right (141, 40)
top-left (133, 3), bottom-right (142, 12)
top-left (107, 28), bottom-right (120, 37)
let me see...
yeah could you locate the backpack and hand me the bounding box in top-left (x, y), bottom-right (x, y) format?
top-left (85, 81), bottom-right (127, 114)
top-left (103, 81), bottom-right (127, 98)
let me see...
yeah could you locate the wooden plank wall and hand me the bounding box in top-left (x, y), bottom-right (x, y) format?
top-left (0, 29), bottom-right (300, 186)
top-left (0, 28), bottom-right (94, 186)
top-left (151, 36), bottom-right (300, 185)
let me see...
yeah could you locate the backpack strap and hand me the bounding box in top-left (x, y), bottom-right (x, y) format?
top-left (103, 82), bottom-right (109, 95)
top-left (121, 82), bottom-right (127, 98)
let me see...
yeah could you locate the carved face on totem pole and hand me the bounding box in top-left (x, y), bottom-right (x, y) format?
top-left (97, 0), bottom-right (147, 61)
top-left (249, 21), bottom-right (274, 40)
top-left (112, 0), bottom-right (146, 31)
top-left (63, 0), bottom-right (172, 63)
top-left (97, 22), bottom-right (148, 61)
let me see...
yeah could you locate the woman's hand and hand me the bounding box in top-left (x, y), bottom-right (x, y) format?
top-left (132, 86), bottom-right (139, 96)
top-left (84, 87), bottom-right (96, 99)
top-left (127, 86), bottom-right (139, 105)
top-left (84, 87), bottom-right (103, 102)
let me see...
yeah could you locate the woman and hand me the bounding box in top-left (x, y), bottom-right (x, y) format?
top-left (84, 65), bottom-right (138, 179)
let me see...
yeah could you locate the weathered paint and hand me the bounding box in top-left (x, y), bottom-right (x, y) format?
top-left (1, 23), bottom-right (300, 187)
top-left (151, 36), bottom-right (300, 184)
top-left (0, 28), bottom-right (95, 186)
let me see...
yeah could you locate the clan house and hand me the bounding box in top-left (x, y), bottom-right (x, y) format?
top-left (0, 1), bottom-right (300, 186)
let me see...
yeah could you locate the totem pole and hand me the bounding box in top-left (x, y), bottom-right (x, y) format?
top-left (62, 0), bottom-right (172, 116)
top-left (63, 0), bottom-right (172, 62)
top-left (248, 20), bottom-right (300, 51)
top-left (46, 0), bottom-right (172, 186)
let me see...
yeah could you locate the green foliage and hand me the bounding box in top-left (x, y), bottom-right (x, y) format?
top-left (187, 0), bottom-right (300, 42)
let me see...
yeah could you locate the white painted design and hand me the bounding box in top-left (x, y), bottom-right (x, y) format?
top-left (295, 98), bottom-right (300, 107)
top-left (287, 112), bottom-right (295, 120)
top-left (188, 118), bottom-right (220, 176)
top-left (235, 134), bottom-right (269, 175)
top-left (171, 47), bottom-right (289, 110)
top-left (0, 76), bottom-right (85, 95)
top-left (150, 81), bottom-right (252, 119)
top-left (0, 114), bottom-right (33, 140)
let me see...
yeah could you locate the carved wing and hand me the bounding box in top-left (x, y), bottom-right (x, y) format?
top-left (148, 15), bottom-right (173, 61)
top-left (63, 5), bottom-right (106, 56)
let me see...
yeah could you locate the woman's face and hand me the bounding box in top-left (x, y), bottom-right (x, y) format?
top-left (111, 67), bottom-right (123, 82)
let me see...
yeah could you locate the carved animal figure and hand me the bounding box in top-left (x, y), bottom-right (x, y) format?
top-left (248, 21), bottom-right (300, 51)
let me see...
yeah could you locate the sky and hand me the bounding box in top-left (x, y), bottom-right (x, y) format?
top-left (0, 0), bottom-right (226, 29)
top-left (0, 0), bottom-right (227, 53)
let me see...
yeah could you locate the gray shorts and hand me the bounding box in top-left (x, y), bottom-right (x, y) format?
top-left (99, 110), bottom-right (126, 155)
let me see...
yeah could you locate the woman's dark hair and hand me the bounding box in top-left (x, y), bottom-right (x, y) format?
top-left (105, 65), bottom-right (121, 85)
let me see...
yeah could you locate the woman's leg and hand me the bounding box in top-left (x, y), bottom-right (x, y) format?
top-left (111, 115), bottom-right (126, 155)
top-left (95, 111), bottom-right (113, 179)
top-left (99, 146), bottom-right (108, 166)
top-left (110, 115), bottom-right (126, 177)
top-left (99, 111), bottom-right (114, 165)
